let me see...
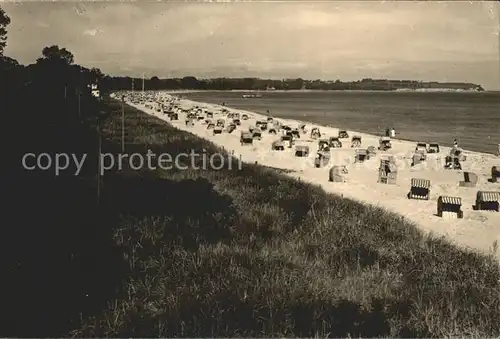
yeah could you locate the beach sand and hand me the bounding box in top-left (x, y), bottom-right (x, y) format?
top-left (120, 92), bottom-right (500, 261)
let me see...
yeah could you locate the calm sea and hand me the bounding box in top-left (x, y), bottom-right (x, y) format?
top-left (183, 91), bottom-right (500, 154)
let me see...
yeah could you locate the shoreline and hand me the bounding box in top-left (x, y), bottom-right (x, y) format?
top-left (176, 92), bottom-right (499, 157)
top-left (159, 89), bottom-right (495, 94)
top-left (122, 92), bottom-right (500, 260)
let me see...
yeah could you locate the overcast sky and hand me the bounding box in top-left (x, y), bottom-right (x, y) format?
top-left (2, 1), bottom-right (499, 89)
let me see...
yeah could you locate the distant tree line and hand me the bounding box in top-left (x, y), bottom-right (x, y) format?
top-left (105, 76), bottom-right (484, 92)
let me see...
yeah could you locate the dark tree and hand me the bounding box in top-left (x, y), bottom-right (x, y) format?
top-left (0, 5), bottom-right (10, 55)
top-left (181, 76), bottom-right (199, 89)
top-left (37, 45), bottom-right (75, 65)
top-left (150, 76), bottom-right (160, 90)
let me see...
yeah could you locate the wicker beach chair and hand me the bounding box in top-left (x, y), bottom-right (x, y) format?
top-left (311, 128), bottom-right (321, 139)
top-left (474, 191), bottom-right (500, 211)
top-left (437, 196), bottom-right (463, 219)
top-left (315, 150), bottom-right (331, 168)
top-left (272, 140), bottom-right (285, 151)
top-left (351, 136), bottom-right (362, 148)
top-left (338, 130), bottom-right (349, 139)
top-left (329, 166), bottom-right (347, 182)
top-left (378, 157), bottom-right (397, 184)
top-left (318, 139), bottom-right (329, 151)
top-left (408, 178), bottom-right (431, 200)
top-left (295, 145), bottom-right (310, 157)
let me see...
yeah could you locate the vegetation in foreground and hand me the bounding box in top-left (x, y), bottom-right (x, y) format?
top-left (2, 4), bottom-right (499, 337)
top-left (72, 101), bottom-right (500, 337)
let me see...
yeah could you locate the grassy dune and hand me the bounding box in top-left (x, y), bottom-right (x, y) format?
top-left (73, 99), bottom-right (500, 337)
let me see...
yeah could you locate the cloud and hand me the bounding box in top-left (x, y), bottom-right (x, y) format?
top-left (82, 28), bottom-right (103, 36)
top-left (1, 1), bottom-right (499, 89)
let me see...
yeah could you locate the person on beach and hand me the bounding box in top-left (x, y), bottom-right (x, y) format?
top-left (453, 139), bottom-right (458, 148)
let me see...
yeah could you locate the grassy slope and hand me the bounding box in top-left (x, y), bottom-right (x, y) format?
top-left (73, 99), bottom-right (500, 337)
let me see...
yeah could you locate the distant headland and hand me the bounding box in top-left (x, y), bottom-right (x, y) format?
top-left (107, 76), bottom-right (484, 92)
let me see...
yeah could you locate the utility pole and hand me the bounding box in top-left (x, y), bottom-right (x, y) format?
top-left (97, 120), bottom-right (101, 206)
top-left (142, 73), bottom-right (145, 92)
top-left (78, 90), bottom-right (81, 120)
top-left (121, 96), bottom-right (125, 153)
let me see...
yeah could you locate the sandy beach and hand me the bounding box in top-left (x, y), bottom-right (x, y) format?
top-left (121, 92), bottom-right (500, 260)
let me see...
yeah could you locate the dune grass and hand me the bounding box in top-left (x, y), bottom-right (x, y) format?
top-left (72, 100), bottom-right (500, 337)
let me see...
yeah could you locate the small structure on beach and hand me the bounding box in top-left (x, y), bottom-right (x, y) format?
top-left (311, 128), bottom-right (321, 139)
top-left (491, 166), bottom-right (500, 183)
top-left (259, 122), bottom-right (268, 131)
top-left (378, 136), bottom-right (392, 151)
top-left (169, 112), bottom-right (178, 120)
top-left (216, 119), bottom-right (225, 128)
top-left (427, 143), bottom-right (440, 153)
top-left (351, 135), bottom-right (362, 148)
top-left (411, 149), bottom-right (427, 166)
top-left (411, 153), bottom-right (423, 167)
top-left (437, 196), bottom-right (463, 219)
top-left (450, 148), bottom-right (466, 161)
top-left (252, 130), bottom-right (262, 140)
top-left (213, 127), bottom-right (223, 135)
top-left (378, 156), bottom-right (398, 184)
top-left (318, 139), bottom-right (330, 151)
top-left (444, 155), bottom-right (462, 170)
top-left (474, 191), bottom-right (500, 212)
top-left (459, 172), bottom-right (478, 187)
top-left (295, 145), bottom-right (310, 157)
top-left (415, 142), bottom-right (427, 153)
top-left (242, 114), bottom-right (248, 120)
top-left (366, 146), bottom-right (377, 156)
top-left (267, 117), bottom-right (274, 123)
top-left (268, 128), bottom-right (277, 135)
top-left (240, 132), bottom-right (253, 145)
top-left (233, 118), bottom-right (241, 126)
top-left (338, 130), bottom-right (349, 139)
top-left (185, 118), bottom-right (194, 126)
top-left (291, 129), bottom-right (301, 139)
top-left (299, 124), bottom-right (307, 134)
top-left (408, 178), bottom-right (431, 200)
top-left (226, 123), bottom-right (237, 134)
top-left (281, 135), bottom-right (294, 148)
top-left (329, 137), bottom-right (342, 148)
top-left (206, 112), bottom-right (213, 119)
top-left (315, 150), bottom-right (331, 168)
top-left (329, 166), bottom-right (347, 182)
top-left (272, 140), bottom-right (285, 151)
top-left (354, 149), bottom-right (369, 163)
top-left (207, 121), bottom-right (215, 129)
